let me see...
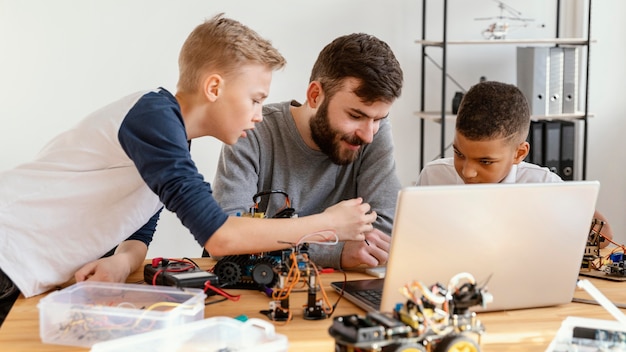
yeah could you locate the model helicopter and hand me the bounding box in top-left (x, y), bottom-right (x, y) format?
top-left (475, 0), bottom-right (535, 40)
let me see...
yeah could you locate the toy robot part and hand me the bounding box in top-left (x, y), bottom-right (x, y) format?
top-left (582, 218), bottom-right (626, 278)
top-left (330, 273), bottom-right (490, 352)
top-left (213, 255), bottom-right (280, 289)
top-left (250, 189), bottom-right (295, 219)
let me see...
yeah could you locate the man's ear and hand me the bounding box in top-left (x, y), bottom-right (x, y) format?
top-left (514, 141), bottom-right (530, 164)
top-left (203, 74), bottom-right (223, 102)
top-left (306, 81), bottom-right (324, 108)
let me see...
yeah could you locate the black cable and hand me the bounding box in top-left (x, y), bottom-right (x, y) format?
top-left (328, 270), bottom-right (348, 318)
top-left (182, 257), bottom-right (201, 268)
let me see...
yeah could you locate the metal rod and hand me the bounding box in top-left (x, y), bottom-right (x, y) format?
top-left (419, 0), bottom-right (427, 170)
top-left (556, 0), bottom-right (561, 39)
top-left (424, 53), bottom-right (466, 93)
top-left (582, 0), bottom-right (591, 180)
top-left (440, 0), bottom-right (448, 159)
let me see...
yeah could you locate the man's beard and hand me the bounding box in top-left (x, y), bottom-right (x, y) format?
top-left (309, 99), bottom-right (363, 165)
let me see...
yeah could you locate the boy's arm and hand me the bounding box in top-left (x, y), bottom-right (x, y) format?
top-left (74, 240), bottom-right (148, 283)
top-left (205, 198), bottom-right (376, 256)
top-left (118, 98), bottom-right (230, 248)
top-left (74, 210), bottom-right (160, 283)
top-left (118, 99), bottom-right (375, 257)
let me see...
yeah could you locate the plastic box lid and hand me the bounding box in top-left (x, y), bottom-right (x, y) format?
top-left (90, 316), bottom-right (288, 352)
top-left (547, 316), bottom-right (626, 351)
top-left (38, 281), bottom-right (206, 348)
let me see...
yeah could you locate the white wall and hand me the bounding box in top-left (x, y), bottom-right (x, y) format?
top-left (0, 0), bottom-right (623, 258)
top-left (585, 0), bottom-right (626, 246)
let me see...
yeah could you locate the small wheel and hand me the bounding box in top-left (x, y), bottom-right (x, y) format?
top-left (251, 262), bottom-right (277, 286)
top-left (392, 342), bottom-right (427, 352)
top-left (214, 261), bottom-right (242, 285)
top-left (435, 334), bottom-right (480, 352)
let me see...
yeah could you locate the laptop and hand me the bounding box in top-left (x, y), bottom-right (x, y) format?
top-left (332, 181), bottom-right (600, 313)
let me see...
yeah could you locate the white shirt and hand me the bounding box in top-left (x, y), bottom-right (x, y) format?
top-left (416, 158), bottom-right (563, 186)
top-left (0, 91), bottom-right (163, 297)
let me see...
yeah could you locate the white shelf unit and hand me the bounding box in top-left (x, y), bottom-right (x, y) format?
top-left (417, 0), bottom-right (593, 180)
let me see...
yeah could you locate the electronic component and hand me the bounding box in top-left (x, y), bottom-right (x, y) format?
top-left (580, 219), bottom-right (626, 281)
top-left (330, 272), bottom-right (491, 351)
top-left (581, 218), bottom-right (605, 271)
top-left (212, 254), bottom-right (280, 290)
top-left (605, 253), bottom-right (626, 277)
top-left (212, 190), bottom-right (296, 290)
top-left (144, 258), bottom-right (218, 290)
top-left (331, 314), bottom-right (386, 343)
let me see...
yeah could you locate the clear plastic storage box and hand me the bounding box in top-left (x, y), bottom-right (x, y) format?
top-left (38, 281), bottom-right (206, 347)
top-left (90, 316), bottom-right (288, 352)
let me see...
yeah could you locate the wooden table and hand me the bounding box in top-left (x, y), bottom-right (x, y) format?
top-left (0, 258), bottom-right (624, 351)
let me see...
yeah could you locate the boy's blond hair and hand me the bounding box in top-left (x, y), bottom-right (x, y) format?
top-left (177, 13), bottom-right (286, 93)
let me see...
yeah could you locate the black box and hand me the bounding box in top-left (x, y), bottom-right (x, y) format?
top-left (144, 262), bottom-right (218, 290)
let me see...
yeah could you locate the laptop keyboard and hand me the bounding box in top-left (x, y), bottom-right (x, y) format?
top-left (354, 288), bottom-right (383, 307)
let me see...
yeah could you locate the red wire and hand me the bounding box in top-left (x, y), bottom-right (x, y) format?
top-left (203, 281), bottom-right (240, 301)
top-left (150, 258), bottom-right (197, 286)
top-left (152, 269), bottom-right (165, 286)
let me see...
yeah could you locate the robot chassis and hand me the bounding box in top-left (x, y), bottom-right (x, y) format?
top-left (329, 272), bottom-right (493, 352)
top-left (212, 190), bottom-right (331, 321)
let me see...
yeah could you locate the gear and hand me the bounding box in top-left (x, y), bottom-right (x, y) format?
top-left (213, 259), bottom-right (242, 285)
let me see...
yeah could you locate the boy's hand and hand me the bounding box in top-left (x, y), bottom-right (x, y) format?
top-left (340, 228), bottom-right (391, 268)
top-left (75, 239), bottom-right (147, 283)
top-left (323, 198), bottom-right (376, 241)
top-left (74, 255), bottom-right (131, 283)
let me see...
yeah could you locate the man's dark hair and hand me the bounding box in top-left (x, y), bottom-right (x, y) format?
top-left (309, 33), bottom-right (403, 103)
top-left (456, 81), bottom-right (531, 145)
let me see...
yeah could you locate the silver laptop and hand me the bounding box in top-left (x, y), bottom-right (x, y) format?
top-left (332, 181), bottom-right (600, 313)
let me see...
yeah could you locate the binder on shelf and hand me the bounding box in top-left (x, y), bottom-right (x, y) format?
top-left (559, 120), bottom-right (576, 180)
top-left (573, 120), bottom-right (585, 180)
top-left (543, 120), bottom-right (561, 175)
top-left (562, 47), bottom-right (579, 114)
top-left (548, 47), bottom-right (564, 115)
top-left (526, 121), bottom-right (544, 165)
top-left (517, 47), bottom-right (550, 116)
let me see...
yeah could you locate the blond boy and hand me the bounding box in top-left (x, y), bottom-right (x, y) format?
top-left (0, 14), bottom-right (375, 325)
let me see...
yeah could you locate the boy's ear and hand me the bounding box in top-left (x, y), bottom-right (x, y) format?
top-left (203, 74), bottom-right (223, 102)
top-left (513, 141), bottom-right (530, 164)
top-left (306, 81), bottom-right (324, 108)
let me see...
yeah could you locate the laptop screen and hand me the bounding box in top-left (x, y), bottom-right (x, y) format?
top-left (333, 181), bottom-right (599, 313)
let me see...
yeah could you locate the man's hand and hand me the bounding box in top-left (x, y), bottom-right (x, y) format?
top-left (340, 228), bottom-right (391, 269)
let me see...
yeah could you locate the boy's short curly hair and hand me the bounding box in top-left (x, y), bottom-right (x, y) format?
top-left (310, 33), bottom-right (403, 103)
top-left (177, 13), bottom-right (286, 93)
top-left (456, 81), bottom-right (531, 145)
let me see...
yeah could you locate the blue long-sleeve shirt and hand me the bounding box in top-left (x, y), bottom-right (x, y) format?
top-left (119, 88), bottom-right (228, 247)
